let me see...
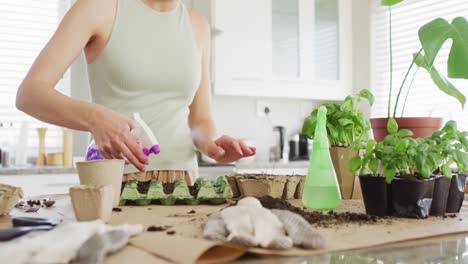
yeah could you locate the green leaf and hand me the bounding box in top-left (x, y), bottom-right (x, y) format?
top-left (369, 158), bottom-right (379, 175)
top-left (302, 114), bottom-right (317, 138)
top-left (383, 165), bottom-right (397, 184)
top-left (365, 140), bottom-right (376, 157)
top-left (381, 0), bottom-right (403, 6)
top-left (338, 118), bottom-right (353, 127)
top-left (327, 123), bottom-right (339, 140)
top-left (441, 164), bottom-right (452, 178)
top-left (397, 129), bottom-right (414, 138)
top-left (387, 118), bottom-right (398, 135)
top-left (395, 139), bottom-right (409, 152)
top-left (349, 156), bottom-right (362, 175)
top-left (357, 89), bottom-right (375, 106)
top-left (415, 53), bottom-right (466, 108)
top-left (418, 17), bottom-right (468, 79)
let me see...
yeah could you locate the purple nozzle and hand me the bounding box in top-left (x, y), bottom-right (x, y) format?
top-left (143, 145), bottom-right (160, 156)
top-left (86, 148), bottom-right (104, 160)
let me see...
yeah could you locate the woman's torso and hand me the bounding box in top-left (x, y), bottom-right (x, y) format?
top-left (86, 0), bottom-right (201, 173)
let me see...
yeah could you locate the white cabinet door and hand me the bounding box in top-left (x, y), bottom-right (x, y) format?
top-left (194, 0), bottom-right (352, 100)
top-left (211, 0), bottom-right (272, 95)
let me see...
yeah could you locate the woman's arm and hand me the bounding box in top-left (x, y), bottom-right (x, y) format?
top-left (16, 0), bottom-right (148, 170)
top-left (189, 14), bottom-right (255, 163)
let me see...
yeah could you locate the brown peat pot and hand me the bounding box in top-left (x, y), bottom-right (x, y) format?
top-left (392, 176), bottom-right (435, 219)
top-left (359, 175), bottom-right (394, 216)
top-left (446, 173), bottom-right (467, 213)
top-left (430, 176), bottom-right (451, 216)
top-left (370, 117), bottom-right (443, 142)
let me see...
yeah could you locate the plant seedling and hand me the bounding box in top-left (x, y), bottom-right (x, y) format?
top-left (302, 89), bottom-right (374, 149)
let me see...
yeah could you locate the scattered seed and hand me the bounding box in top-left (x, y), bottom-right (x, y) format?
top-left (43, 200), bottom-right (56, 207)
top-left (167, 231), bottom-right (176, 235)
top-left (112, 208), bottom-right (122, 212)
top-left (188, 210), bottom-right (196, 214)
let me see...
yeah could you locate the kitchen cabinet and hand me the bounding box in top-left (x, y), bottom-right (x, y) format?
top-left (192, 0), bottom-right (352, 100)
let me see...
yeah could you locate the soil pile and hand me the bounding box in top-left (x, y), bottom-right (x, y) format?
top-left (188, 183), bottom-right (199, 196)
top-left (258, 196), bottom-right (386, 228)
top-left (137, 181), bottom-right (151, 194)
top-left (163, 183), bottom-right (175, 194)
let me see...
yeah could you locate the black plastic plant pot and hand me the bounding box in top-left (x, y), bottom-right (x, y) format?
top-left (430, 176), bottom-right (451, 216)
top-left (392, 176), bottom-right (435, 219)
top-left (359, 175), bottom-right (393, 216)
top-left (446, 173), bottom-right (467, 213)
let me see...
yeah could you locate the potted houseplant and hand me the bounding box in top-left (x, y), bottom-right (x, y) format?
top-left (351, 119), bottom-right (468, 218)
top-left (302, 89), bottom-right (374, 199)
top-left (425, 121), bottom-right (468, 215)
top-left (371, 0), bottom-right (468, 141)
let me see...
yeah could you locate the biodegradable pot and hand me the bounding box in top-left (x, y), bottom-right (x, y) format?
top-left (70, 185), bottom-right (114, 222)
top-left (226, 175), bottom-right (241, 198)
top-left (359, 175), bottom-right (393, 216)
top-left (237, 175), bottom-right (287, 198)
top-left (76, 159), bottom-right (125, 207)
top-left (282, 176), bottom-right (301, 200)
top-left (351, 176), bottom-right (363, 200)
top-left (446, 173), bottom-right (467, 213)
top-left (294, 176), bottom-right (306, 199)
top-left (392, 176), bottom-right (435, 219)
top-left (430, 176), bottom-right (451, 216)
top-left (329, 147), bottom-right (358, 199)
top-left (370, 117), bottom-right (442, 142)
top-left (0, 184), bottom-right (24, 216)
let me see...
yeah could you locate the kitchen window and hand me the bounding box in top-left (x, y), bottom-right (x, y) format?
top-left (372, 0), bottom-right (468, 130)
top-left (0, 0), bottom-right (70, 156)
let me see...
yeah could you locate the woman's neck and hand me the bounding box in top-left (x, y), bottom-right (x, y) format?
top-left (142, 0), bottom-right (178, 12)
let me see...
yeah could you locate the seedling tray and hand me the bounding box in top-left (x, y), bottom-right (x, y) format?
top-left (226, 174), bottom-right (306, 200)
top-left (119, 176), bottom-right (233, 206)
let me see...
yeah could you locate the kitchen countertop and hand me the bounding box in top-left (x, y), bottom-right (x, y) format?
top-left (0, 161), bottom-right (309, 175)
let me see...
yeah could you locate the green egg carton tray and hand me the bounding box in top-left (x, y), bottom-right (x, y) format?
top-left (119, 176), bottom-right (233, 206)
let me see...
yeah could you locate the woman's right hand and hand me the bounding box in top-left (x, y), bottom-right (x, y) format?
top-left (89, 107), bottom-right (149, 171)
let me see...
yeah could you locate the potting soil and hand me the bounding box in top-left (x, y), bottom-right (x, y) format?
top-left (258, 196), bottom-right (384, 227)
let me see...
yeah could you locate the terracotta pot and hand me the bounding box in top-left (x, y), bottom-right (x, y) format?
top-left (370, 117), bottom-right (443, 142)
top-left (76, 159), bottom-right (125, 207)
top-left (329, 147), bottom-right (358, 199)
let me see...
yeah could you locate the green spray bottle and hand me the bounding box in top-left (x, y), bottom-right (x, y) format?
top-left (302, 105), bottom-right (341, 210)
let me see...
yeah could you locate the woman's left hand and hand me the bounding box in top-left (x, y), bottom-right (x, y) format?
top-left (206, 135), bottom-right (256, 163)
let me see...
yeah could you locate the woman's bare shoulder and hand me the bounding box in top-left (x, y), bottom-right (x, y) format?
top-left (188, 9), bottom-right (210, 50)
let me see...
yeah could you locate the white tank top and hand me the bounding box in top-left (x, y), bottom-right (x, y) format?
top-left (87, 0), bottom-right (201, 173)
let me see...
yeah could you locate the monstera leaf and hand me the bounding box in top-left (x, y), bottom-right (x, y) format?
top-left (381, 0), bottom-right (404, 6)
top-left (414, 53), bottom-right (466, 108)
top-left (419, 17), bottom-right (468, 79)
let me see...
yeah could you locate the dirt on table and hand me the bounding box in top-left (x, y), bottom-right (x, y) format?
top-left (163, 183), bottom-right (175, 194)
top-left (166, 231), bottom-right (176, 235)
top-left (112, 208), bottom-right (122, 212)
top-left (147, 225), bottom-right (171, 232)
top-left (257, 196), bottom-right (386, 228)
top-left (137, 181), bottom-right (151, 194)
top-left (188, 210), bottom-right (196, 214)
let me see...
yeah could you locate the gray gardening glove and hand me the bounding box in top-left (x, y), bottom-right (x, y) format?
top-left (271, 209), bottom-right (326, 249)
top-left (203, 198), bottom-right (293, 249)
top-left (73, 230), bottom-right (129, 264)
